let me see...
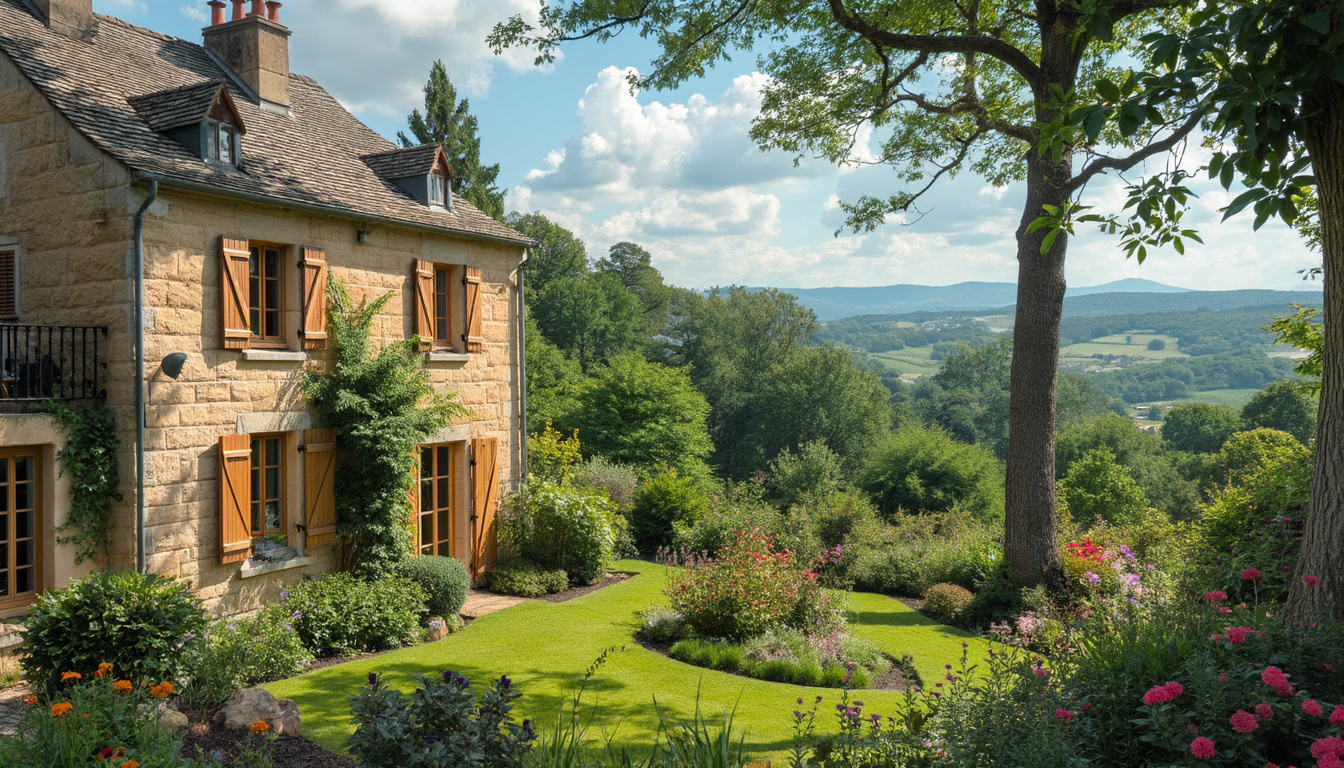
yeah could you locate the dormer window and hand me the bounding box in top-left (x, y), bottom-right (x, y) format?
top-left (361, 144), bottom-right (455, 211)
top-left (207, 120), bottom-right (237, 165)
top-left (129, 80), bottom-right (246, 169)
top-left (429, 170), bottom-right (448, 207)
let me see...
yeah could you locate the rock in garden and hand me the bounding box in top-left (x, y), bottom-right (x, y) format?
top-left (426, 617), bottom-right (449, 641)
top-left (159, 707), bottom-right (188, 733)
top-left (214, 688), bottom-right (301, 736)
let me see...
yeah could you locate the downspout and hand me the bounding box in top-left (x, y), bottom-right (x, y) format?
top-left (134, 180), bottom-right (158, 575)
top-left (517, 249), bottom-right (530, 483)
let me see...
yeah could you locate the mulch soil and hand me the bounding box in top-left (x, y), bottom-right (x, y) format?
top-left (633, 633), bottom-right (912, 692)
top-left (540, 570), bottom-right (636, 602)
top-left (181, 723), bottom-right (357, 768)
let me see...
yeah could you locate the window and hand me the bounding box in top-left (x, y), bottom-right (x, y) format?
top-left (0, 247), bottom-right (16, 320)
top-left (429, 171), bottom-right (448, 207)
top-left (248, 244), bottom-right (284, 346)
top-left (433, 265), bottom-right (453, 346)
top-left (250, 434), bottom-right (285, 542)
top-left (0, 449), bottom-right (40, 610)
top-left (418, 443), bottom-right (457, 557)
top-left (205, 119), bottom-right (237, 166)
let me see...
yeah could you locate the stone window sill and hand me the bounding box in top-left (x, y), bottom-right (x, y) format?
top-left (241, 349), bottom-right (307, 362)
top-left (427, 351), bottom-right (470, 364)
top-left (238, 555), bottom-right (312, 580)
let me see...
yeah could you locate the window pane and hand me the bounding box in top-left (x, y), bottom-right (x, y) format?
top-left (437, 541), bottom-right (451, 557)
top-left (436, 269), bottom-right (447, 293)
top-left (436, 318), bottom-right (448, 341)
top-left (249, 248), bottom-right (260, 276)
top-left (436, 291), bottom-right (447, 320)
top-left (420, 480), bottom-right (432, 512)
top-left (16, 539), bottom-right (31, 568)
top-left (0, 459), bottom-right (8, 484)
top-left (206, 124), bottom-right (218, 159)
top-left (265, 311), bottom-right (279, 338)
top-left (218, 126), bottom-right (232, 163)
top-left (14, 483), bottom-right (29, 511)
top-left (250, 309), bottom-right (260, 333)
top-left (437, 447), bottom-right (449, 476)
top-left (15, 511), bottom-right (31, 539)
top-left (16, 568), bottom-right (30, 594)
top-left (14, 457), bottom-right (30, 483)
top-left (265, 502), bottom-right (280, 532)
top-left (0, 531), bottom-right (7, 567)
top-left (251, 502), bottom-right (262, 533)
top-left (437, 487), bottom-right (450, 539)
top-left (265, 466), bottom-right (280, 500)
top-left (421, 449), bottom-right (433, 477)
top-left (0, 487), bottom-right (7, 513)
top-left (265, 438), bottom-right (280, 465)
top-left (420, 515), bottom-right (433, 548)
top-left (264, 250), bottom-right (279, 278)
top-left (0, 569), bottom-right (7, 597)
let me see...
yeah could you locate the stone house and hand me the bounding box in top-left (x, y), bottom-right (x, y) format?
top-left (0, 0), bottom-right (530, 616)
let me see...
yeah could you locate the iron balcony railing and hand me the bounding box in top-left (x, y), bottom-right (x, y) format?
top-left (0, 324), bottom-right (108, 403)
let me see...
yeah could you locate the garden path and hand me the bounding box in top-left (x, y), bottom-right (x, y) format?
top-left (459, 591), bottom-right (530, 619)
top-left (0, 685), bottom-right (29, 736)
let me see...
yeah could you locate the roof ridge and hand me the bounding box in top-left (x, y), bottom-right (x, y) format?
top-left (93, 11), bottom-right (186, 46)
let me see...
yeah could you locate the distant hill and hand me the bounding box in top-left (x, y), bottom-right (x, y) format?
top-left (1061, 289), bottom-right (1323, 318)
top-left (774, 278), bottom-right (1194, 320)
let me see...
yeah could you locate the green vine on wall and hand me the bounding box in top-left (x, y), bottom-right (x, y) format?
top-left (303, 274), bottom-right (466, 577)
top-left (39, 400), bottom-right (122, 565)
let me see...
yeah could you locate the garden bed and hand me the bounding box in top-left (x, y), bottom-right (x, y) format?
top-left (634, 634), bottom-right (914, 691)
top-left (540, 570), bottom-right (636, 602)
top-left (181, 724), bottom-right (356, 768)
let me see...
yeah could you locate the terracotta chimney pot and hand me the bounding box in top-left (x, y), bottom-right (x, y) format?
top-left (250, 0), bottom-right (264, 17)
top-left (265, 1), bottom-right (280, 22)
top-left (230, 0), bottom-right (245, 20)
top-left (208, 0), bottom-right (225, 25)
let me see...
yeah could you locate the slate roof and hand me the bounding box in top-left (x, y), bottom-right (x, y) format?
top-left (0, 1), bottom-right (528, 245)
top-left (128, 80), bottom-right (243, 133)
top-left (362, 145), bottom-right (447, 180)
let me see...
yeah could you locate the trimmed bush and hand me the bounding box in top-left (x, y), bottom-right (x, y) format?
top-left (923, 583), bottom-right (974, 625)
top-left (639, 605), bottom-right (687, 644)
top-left (859, 425), bottom-right (1004, 521)
top-left (397, 555), bottom-right (470, 619)
top-left (280, 573), bottom-right (426, 657)
top-left (21, 569), bottom-right (206, 691)
top-left (483, 558), bottom-right (569, 598)
top-left (500, 480), bottom-right (615, 585)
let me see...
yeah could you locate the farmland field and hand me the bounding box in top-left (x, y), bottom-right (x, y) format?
top-left (1059, 333), bottom-right (1186, 360)
top-left (870, 346), bottom-right (942, 376)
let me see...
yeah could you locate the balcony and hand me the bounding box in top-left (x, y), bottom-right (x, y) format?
top-left (0, 324), bottom-right (108, 410)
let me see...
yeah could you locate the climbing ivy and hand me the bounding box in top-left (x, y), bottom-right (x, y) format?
top-left (304, 274), bottom-right (465, 577)
top-left (40, 400), bottom-right (122, 564)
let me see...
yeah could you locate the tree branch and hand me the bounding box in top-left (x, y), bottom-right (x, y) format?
top-left (1064, 108), bottom-right (1207, 193)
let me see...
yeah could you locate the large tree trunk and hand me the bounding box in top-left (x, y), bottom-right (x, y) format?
top-left (1282, 79), bottom-right (1344, 624)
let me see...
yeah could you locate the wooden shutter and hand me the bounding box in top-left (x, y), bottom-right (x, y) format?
top-left (220, 237), bottom-right (252, 350)
top-left (300, 247), bottom-right (328, 351)
top-left (303, 427), bottom-right (337, 547)
top-left (412, 259), bottom-right (434, 349)
top-left (218, 433), bottom-right (253, 564)
top-left (470, 437), bottom-right (499, 578)
top-left (0, 249), bottom-right (17, 319)
top-left (463, 267), bottom-right (484, 353)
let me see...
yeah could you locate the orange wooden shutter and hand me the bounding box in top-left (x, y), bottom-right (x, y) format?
top-left (0, 250), bottom-right (17, 319)
top-left (303, 427), bottom-right (337, 547)
top-left (218, 433), bottom-right (253, 564)
top-left (220, 237), bottom-right (252, 350)
top-left (470, 437), bottom-right (499, 578)
top-left (412, 259), bottom-right (434, 349)
top-left (300, 247), bottom-right (328, 351)
top-left (464, 267), bottom-right (484, 353)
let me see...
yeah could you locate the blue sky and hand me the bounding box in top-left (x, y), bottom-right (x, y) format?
top-left (96, 0), bottom-right (1320, 293)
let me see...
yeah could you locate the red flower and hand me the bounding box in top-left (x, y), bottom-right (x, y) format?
top-left (1303, 699), bottom-right (1323, 717)
top-left (1312, 736), bottom-right (1344, 760)
top-left (1054, 708), bottom-right (1074, 722)
top-left (1304, 574), bottom-right (1320, 586)
top-left (1242, 568), bottom-right (1260, 579)
top-left (1190, 737), bottom-right (1216, 760)
top-left (1330, 705), bottom-right (1344, 724)
top-left (1202, 590), bottom-right (1228, 602)
top-left (1142, 682), bottom-right (1183, 706)
top-left (1255, 702), bottom-right (1273, 721)
top-left (1260, 666), bottom-right (1288, 689)
top-left (1226, 626), bottom-right (1254, 644)
top-left (1229, 710), bottom-right (1258, 733)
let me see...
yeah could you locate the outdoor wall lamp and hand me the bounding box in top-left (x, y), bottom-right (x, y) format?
top-left (356, 229), bottom-right (371, 243)
top-left (160, 352), bottom-right (189, 380)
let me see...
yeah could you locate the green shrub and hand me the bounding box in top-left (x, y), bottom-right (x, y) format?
top-left (397, 555), bottom-right (470, 619)
top-left (1161, 402), bottom-right (1242, 454)
top-left (281, 573), bottom-right (425, 657)
top-left (1201, 427), bottom-right (1307, 488)
top-left (21, 569), bottom-right (206, 692)
top-left (632, 465), bottom-right (709, 553)
top-left (672, 482), bottom-right (782, 555)
top-left (858, 425), bottom-right (1004, 521)
top-left (1057, 447), bottom-right (1155, 527)
top-left (842, 513), bottom-right (1000, 596)
top-left (922, 583), bottom-right (974, 625)
top-left (639, 605), bottom-right (687, 644)
top-left (483, 558), bottom-right (569, 597)
top-left (500, 480), bottom-right (615, 585)
top-left (769, 439), bottom-right (845, 507)
top-left (573, 456), bottom-right (639, 508)
top-left (181, 612), bottom-right (313, 714)
top-left (527, 422), bottom-right (583, 485)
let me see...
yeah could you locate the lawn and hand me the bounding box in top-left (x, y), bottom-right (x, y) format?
top-left (871, 347), bottom-right (942, 376)
top-left (1059, 333), bottom-right (1186, 361)
top-left (264, 559), bottom-right (986, 760)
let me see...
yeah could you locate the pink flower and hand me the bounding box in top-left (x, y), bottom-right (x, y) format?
top-left (1055, 708), bottom-right (1074, 722)
top-left (1203, 590), bottom-right (1228, 602)
top-left (1312, 736), bottom-right (1344, 760)
top-left (1304, 574), bottom-right (1320, 586)
top-left (1226, 626), bottom-right (1254, 644)
top-left (1229, 710), bottom-right (1258, 733)
top-left (1215, 606), bottom-right (1233, 613)
top-left (1142, 681), bottom-right (1183, 706)
top-left (1255, 702), bottom-right (1273, 721)
top-left (1190, 736), bottom-right (1216, 760)
top-left (1242, 568), bottom-right (1260, 579)
top-left (1163, 681), bottom-right (1184, 697)
top-left (1304, 699), bottom-right (1323, 716)
top-left (1322, 752), bottom-right (1342, 768)
top-left (1261, 666), bottom-right (1288, 689)
top-left (1033, 667), bottom-right (1049, 678)
top-left (1331, 705), bottom-right (1344, 724)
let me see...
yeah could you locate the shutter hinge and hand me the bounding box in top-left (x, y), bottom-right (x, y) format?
top-left (297, 444), bottom-right (307, 452)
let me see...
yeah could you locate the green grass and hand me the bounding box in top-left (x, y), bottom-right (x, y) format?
top-left (264, 560), bottom-right (985, 761)
top-left (871, 347), bottom-right (942, 376)
top-left (1059, 334), bottom-right (1186, 360)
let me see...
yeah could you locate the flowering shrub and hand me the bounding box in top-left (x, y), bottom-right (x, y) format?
top-left (1061, 537), bottom-right (1151, 602)
top-left (665, 529), bottom-right (836, 641)
top-left (0, 664), bottom-right (183, 768)
top-left (922, 583), bottom-right (973, 625)
top-left (348, 670), bottom-right (534, 768)
top-left (499, 480), bottom-right (616, 585)
top-left (180, 612), bottom-right (313, 714)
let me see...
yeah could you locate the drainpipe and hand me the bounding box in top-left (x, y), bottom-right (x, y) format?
top-left (134, 181), bottom-right (158, 575)
top-left (517, 249), bottom-right (530, 484)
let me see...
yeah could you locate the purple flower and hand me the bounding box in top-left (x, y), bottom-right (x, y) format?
top-left (1085, 571), bottom-right (1101, 583)
top-left (280, 589), bottom-right (289, 600)
top-left (367, 672), bottom-right (377, 686)
top-left (291, 611), bottom-right (303, 620)
top-left (853, 700), bottom-right (864, 708)
top-left (1126, 573), bottom-right (1141, 587)
top-left (1119, 545), bottom-right (1136, 560)
top-left (499, 674), bottom-right (512, 690)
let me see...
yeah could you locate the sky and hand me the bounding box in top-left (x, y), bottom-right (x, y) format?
top-left (96, 0), bottom-right (1322, 293)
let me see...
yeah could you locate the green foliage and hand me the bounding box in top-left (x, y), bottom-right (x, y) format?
top-left (397, 555), bottom-right (471, 619)
top-left (931, 338), bottom-right (1013, 457)
top-left (481, 558), bottom-right (569, 598)
top-left (21, 569), bottom-right (206, 692)
top-left (841, 513), bottom-right (1001, 598)
top-left (398, 60), bottom-right (505, 220)
top-left (528, 421), bottom-right (584, 485)
top-left (1055, 414), bottom-right (1197, 521)
top-left (507, 212), bottom-right (589, 299)
top-left (573, 456), bottom-right (639, 509)
top-left (1146, 338), bottom-right (1166, 351)
top-left (672, 483), bottom-right (782, 556)
top-left (858, 424), bottom-right (1004, 521)
top-left (922, 583), bottom-right (974, 626)
top-left (1266, 306), bottom-right (1323, 394)
top-left (40, 401), bottom-right (121, 564)
top-left (563, 354), bottom-right (712, 474)
top-left (499, 480), bottom-right (616, 585)
top-left (1202, 427), bottom-right (1308, 489)
top-left (1240, 379), bottom-right (1317, 442)
top-left (350, 671), bottom-right (533, 768)
top-left (0, 672), bottom-right (188, 768)
top-left (596, 241), bottom-right (674, 336)
top-left (532, 272), bottom-right (646, 373)
top-left (638, 605), bottom-right (688, 644)
top-left (1091, 349), bottom-right (1294, 404)
top-left (525, 316), bottom-right (586, 430)
top-left (304, 274), bottom-right (464, 577)
top-left (631, 466), bottom-right (709, 554)
top-left (1161, 402), bottom-right (1242, 454)
top-left (667, 638), bottom-right (874, 689)
top-left (279, 573), bottom-right (426, 657)
top-left (1057, 447), bottom-right (1154, 528)
top-left (181, 612), bottom-right (313, 714)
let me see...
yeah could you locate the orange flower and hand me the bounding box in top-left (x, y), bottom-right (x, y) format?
top-left (112, 680), bottom-right (133, 694)
top-left (121, 760), bottom-right (139, 768)
top-left (149, 681), bottom-right (173, 699)
top-left (21, 695), bottom-right (36, 707)
top-left (61, 671), bottom-right (82, 682)
top-left (95, 662), bottom-right (113, 678)
top-left (250, 720), bottom-right (270, 733)
top-left (49, 701), bottom-right (72, 717)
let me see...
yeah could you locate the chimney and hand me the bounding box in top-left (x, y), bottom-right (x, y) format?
top-left (202, 0), bottom-right (291, 107)
top-left (33, 0), bottom-right (97, 41)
